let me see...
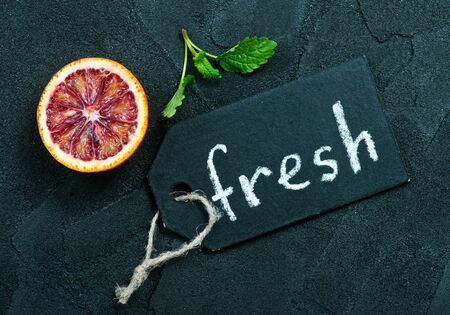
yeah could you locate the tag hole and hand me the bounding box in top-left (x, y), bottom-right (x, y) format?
top-left (172, 182), bottom-right (192, 193)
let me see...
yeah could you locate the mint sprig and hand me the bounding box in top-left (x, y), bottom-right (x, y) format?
top-left (162, 29), bottom-right (277, 118)
top-left (162, 40), bottom-right (195, 118)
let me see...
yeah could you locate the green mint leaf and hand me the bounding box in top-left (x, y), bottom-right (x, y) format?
top-left (217, 37), bottom-right (277, 74)
top-left (162, 74), bottom-right (196, 118)
top-left (193, 51), bottom-right (221, 79)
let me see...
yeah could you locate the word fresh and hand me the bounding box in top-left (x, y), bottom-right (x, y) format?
top-left (207, 101), bottom-right (378, 221)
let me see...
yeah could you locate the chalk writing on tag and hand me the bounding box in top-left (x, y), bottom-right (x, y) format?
top-left (149, 58), bottom-right (408, 250)
top-left (208, 101), bottom-right (379, 222)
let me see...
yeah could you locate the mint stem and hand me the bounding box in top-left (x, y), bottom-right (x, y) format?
top-left (181, 28), bottom-right (218, 59)
top-left (179, 37), bottom-right (188, 86)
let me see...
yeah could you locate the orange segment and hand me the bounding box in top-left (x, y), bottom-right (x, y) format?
top-left (100, 118), bottom-right (137, 145)
top-left (101, 72), bottom-right (129, 103)
top-left (65, 70), bottom-right (90, 104)
top-left (72, 121), bottom-right (95, 161)
top-left (51, 117), bottom-right (86, 153)
top-left (37, 58), bottom-right (148, 172)
top-left (93, 121), bottom-right (123, 160)
top-left (100, 91), bottom-right (138, 121)
top-left (51, 84), bottom-right (84, 110)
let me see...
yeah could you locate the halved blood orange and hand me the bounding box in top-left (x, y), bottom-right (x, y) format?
top-left (37, 58), bottom-right (148, 172)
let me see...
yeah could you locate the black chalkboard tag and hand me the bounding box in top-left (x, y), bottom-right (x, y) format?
top-left (148, 58), bottom-right (408, 251)
top-left (428, 262), bottom-right (450, 314)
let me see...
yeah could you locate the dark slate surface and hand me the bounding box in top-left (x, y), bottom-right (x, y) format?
top-left (0, 0), bottom-right (448, 314)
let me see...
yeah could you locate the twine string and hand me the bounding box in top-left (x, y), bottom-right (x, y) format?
top-left (115, 191), bottom-right (218, 304)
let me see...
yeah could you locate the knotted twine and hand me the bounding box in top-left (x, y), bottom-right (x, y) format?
top-left (115, 191), bottom-right (218, 304)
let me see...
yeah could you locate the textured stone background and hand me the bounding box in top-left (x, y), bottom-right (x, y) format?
top-left (1, 0), bottom-right (449, 314)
